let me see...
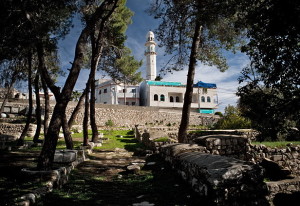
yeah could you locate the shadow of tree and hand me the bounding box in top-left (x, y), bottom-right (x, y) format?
top-left (38, 154), bottom-right (211, 206)
top-left (273, 192), bottom-right (300, 206)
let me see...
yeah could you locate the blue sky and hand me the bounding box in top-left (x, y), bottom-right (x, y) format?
top-left (57, 0), bottom-right (250, 112)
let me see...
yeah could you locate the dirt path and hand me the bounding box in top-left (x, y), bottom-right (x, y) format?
top-left (38, 148), bottom-right (208, 206)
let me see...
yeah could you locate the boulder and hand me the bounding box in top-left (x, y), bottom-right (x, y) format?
top-left (260, 158), bottom-right (292, 181)
top-left (126, 164), bottom-right (141, 174)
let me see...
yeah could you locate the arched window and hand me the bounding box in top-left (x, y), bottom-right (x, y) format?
top-left (160, 94), bottom-right (165, 102)
top-left (154, 94), bottom-right (158, 101)
top-left (170, 96), bottom-right (174, 102)
top-left (99, 90), bottom-right (101, 95)
top-left (176, 96), bottom-right (180, 102)
top-left (207, 96), bottom-right (211, 102)
top-left (201, 96), bottom-right (205, 102)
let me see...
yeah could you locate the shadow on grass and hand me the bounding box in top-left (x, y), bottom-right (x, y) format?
top-left (38, 154), bottom-right (211, 206)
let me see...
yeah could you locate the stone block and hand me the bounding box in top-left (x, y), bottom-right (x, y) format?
top-left (160, 143), bottom-right (207, 157)
top-left (169, 152), bottom-right (267, 205)
top-left (54, 150), bottom-right (78, 163)
top-left (11, 107), bottom-right (19, 113)
top-left (3, 107), bottom-right (11, 113)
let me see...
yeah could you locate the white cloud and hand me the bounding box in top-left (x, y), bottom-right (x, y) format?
top-left (162, 53), bottom-right (249, 112)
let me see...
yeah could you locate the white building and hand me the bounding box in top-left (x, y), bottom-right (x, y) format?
top-left (94, 31), bottom-right (218, 113)
top-left (139, 31), bottom-right (218, 114)
top-left (95, 79), bottom-right (140, 106)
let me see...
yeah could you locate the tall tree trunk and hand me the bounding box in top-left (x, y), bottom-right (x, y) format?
top-left (62, 113), bottom-right (73, 149)
top-left (178, 22), bottom-right (202, 143)
top-left (90, 54), bottom-right (101, 142)
top-left (17, 52), bottom-right (33, 145)
top-left (33, 74), bottom-right (42, 143)
top-left (0, 73), bottom-right (17, 116)
top-left (37, 0), bottom-right (119, 170)
top-left (68, 89), bottom-right (86, 128)
top-left (40, 74), bottom-right (50, 135)
top-left (83, 82), bottom-right (90, 146)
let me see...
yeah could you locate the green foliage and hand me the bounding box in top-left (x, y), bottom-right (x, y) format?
top-left (153, 137), bottom-right (169, 142)
top-left (236, 0), bottom-right (300, 139)
top-left (105, 119), bottom-right (114, 127)
top-left (71, 90), bottom-right (82, 101)
top-left (148, 0), bottom-right (244, 72)
top-left (252, 141), bottom-right (300, 149)
top-left (213, 105), bottom-right (251, 129)
top-left (214, 112), bottom-right (223, 117)
top-left (0, 0), bottom-right (75, 61)
top-left (238, 88), bottom-right (298, 141)
top-left (95, 130), bottom-right (145, 152)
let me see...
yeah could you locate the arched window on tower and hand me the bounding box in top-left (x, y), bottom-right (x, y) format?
top-left (154, 94), bottom-right (158, 101)
top-left (170, 96), bottom-right (174, 102)
top-left (201, 96), bottom-right (205, 102)
top-left (207, 96), bottom-right (211, 102)
top-left (176, 96), bottom-right (180, 102)
top-left (160, 94), bottom-right (165, 102)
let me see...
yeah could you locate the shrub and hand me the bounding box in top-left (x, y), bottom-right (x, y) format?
top-left (105, 119), bottom-right (114, 127)
top-left (213, 105), bottom-right (251, 129)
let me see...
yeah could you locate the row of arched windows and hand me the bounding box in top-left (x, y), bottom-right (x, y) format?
top-left (170, 96), bottom-right (180, 102)
top-left (154, 94), bottom-right (180, 102)
top-left (201, 96), bottom-right (211, 103)
top-left (154, 94), bottom-right (165, 101)
top-left (154, 94), bottom-right (211, 103)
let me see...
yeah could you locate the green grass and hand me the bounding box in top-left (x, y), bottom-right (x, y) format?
top-left (96, 130), bottom-right (145, 152)
top-left (22, 129), bottom-right (145, 152)
top-left (153, 137), bottom-right (169, 142)
top-left (252, 141), bottom-right (300, 148)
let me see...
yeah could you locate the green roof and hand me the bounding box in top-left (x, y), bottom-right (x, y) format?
top-left (146, 81), bottom-right (183, 86)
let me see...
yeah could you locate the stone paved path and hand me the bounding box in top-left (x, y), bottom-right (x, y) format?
top-left (38, 148), bottom-right (207, 206)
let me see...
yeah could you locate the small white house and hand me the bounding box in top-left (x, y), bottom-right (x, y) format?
top-left (95, 79), bottom-right (140, 106)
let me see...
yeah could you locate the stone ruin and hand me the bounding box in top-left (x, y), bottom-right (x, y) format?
top-left (134, 126), bottom-right (300, 206)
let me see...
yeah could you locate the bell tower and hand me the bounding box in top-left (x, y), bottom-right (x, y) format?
top-left (145, 31), bottom-right (157, 80)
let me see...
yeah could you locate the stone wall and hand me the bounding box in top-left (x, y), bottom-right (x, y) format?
top-left (159, 144), bottom-right (269, 206)
top-left (193, 135), bottom-right (249, 160)
top-left (187, 129), bottom-right (258, 143)
top-left (0, 123), bottom-right (36, 137)
top-left (135, 126), bottom-right (300, 205)
top-left (247, 143), bottom-right (300, 177)
top-left (266, 178), bottom-right (300, 205)
top-left (2, 100), bottom-right (219, 127)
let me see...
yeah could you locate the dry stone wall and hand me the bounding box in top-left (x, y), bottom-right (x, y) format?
top-left (247, 144), bottom-right (300, 177)
top-left (159, 144), bottom-right (269, 206)
top-left (0, 123), bottom-right (36, 137)
top-left (2, 101), bottom-right (219, 127)
top-left (135, 126), bottom-right (300, 205)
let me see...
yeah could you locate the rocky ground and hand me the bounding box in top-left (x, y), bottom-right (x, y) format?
top-left (0, 147), bottom-right (210, 206)
top-left (37, 148), bottom-right (209, 206)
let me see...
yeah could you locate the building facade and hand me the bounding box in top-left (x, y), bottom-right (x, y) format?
top-left (139, 80), bottom-right (218, 113)
top-left (139, 31), bottom-right (218, 114)
top-left (95, 31), bottom-right (218, 113)
top-left (95, 79), bottom-right (140, 106)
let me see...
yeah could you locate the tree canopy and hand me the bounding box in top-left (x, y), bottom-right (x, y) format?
top-left (237, 0), bottom-right (300, 140)
top-left (148, 0), bottom-right (244, 142)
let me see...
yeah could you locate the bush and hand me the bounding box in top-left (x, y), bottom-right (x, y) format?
top-left (214, 111), bottom-right (223, 117)
top-left (214, 105), bottom-right (251, 129)
top-left (105, 119), bottom-right (114, 127)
